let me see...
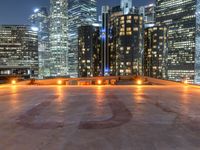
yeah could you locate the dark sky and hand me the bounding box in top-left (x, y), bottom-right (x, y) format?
top-left (0, 0), bottom-right (154, 25)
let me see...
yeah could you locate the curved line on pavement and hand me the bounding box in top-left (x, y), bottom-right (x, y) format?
top-left (79, 94), bottom-right (132, 129)
top-left (17, 95), bottom-right (64, 129)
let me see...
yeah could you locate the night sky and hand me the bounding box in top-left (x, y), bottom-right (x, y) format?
top-left (0, 0), bottom-right (154, 25)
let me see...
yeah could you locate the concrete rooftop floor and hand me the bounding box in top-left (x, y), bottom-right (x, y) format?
top-left (0, 85), bottom-right (200, 150)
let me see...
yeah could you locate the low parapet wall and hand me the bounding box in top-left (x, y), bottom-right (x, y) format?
top-left (144, 77), bottom-right (182, 85)
top-left (16, 76), bottom-right (120, 85)
top-left (12, 76), bottom-right (199, 87)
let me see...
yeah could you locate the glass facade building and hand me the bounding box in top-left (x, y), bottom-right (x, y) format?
top-left (30, 7), bottom-right (50, 78)
top-left (156, 0), bottom-right (200, 84)
top-left (144, 26), bottom-right (168, 79)
top-left (49, 0), bottom-right (68, 77)
top-left (78, 25), bottom-right (101, 77)
top-left (68, 0), bottom-right (97, 78)
top-left (120, 0), bottom-right (132, 15)
top-left (101, 6), bottom-right (110, 76)
top-left (0, 25), bottom-right (38, 78)
top-left (109, 14), bottom-right (144, 76)
top-left (195, 0), bottom-right (200, 84)
top-left (139, 4), bottom-right (155, 28)
top-left (99, 1), bottom-right (145, 77)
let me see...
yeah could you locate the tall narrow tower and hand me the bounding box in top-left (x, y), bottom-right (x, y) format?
top-left (49, 0), bottom-right (68, 77)
top-left (120, 0), bottom-right (132, 14)
top-left (68, 0), bottom-right (97, 78)
top-left (30, 7), bottom-right (50, 78)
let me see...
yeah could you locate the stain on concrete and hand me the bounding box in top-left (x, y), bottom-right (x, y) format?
top-left (79, 94), bottom-right (132, 129)
top-left (17, 95), bottom-right (64, 129)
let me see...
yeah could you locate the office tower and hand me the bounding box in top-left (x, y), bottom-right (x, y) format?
top-left (109, 14), bottom-right (144, 76)
top-left (78, 25), bottom-right (101, 77)
top-left (68, 0), bottom-right (97, 78)
top-left (144, 26), bottom-right (168, 79)
top-left (156, 0), bottom-right (200, 84)
top-left (0, 25), bottom-right (38, 78)
top-left (101, 6), bottom-right (110, 76)
top-left (120, 0), bottom-right (132, 15)
top-left (100, 3), bottom-right (145, 77)
top-left (30, 7), bottom-right (50, 78)
top-left (100, 5), bottom-right (127, 76)
top-left (139, 4), bottom-right (155, 28)
top-left (49, 0), bottom-right (68, 77)
top-left (107, 6), bottom-right (124, 76)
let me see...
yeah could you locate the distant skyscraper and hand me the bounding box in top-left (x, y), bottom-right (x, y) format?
top-left (120, 0), bottom-right (132, 14)
top-left (0, 25), bottom-right (38, 78)
top-left (101, 5), bottom-right (110, 76)
top-left (144, 26), bottom-right (168, 79)
top-left (78, 25), bottom-right (101, 77)
top-left (68, 0), bottom-right (97, 77)
top-left (109, 14), bottom-right (144, 76)
top-left (100, 3), bottom-right (144, 76)
top-left (156, 0), bottom-right (200, 84)
top-left (139, 4), bottom-right (155, 28)
top-left (49, 0), bottom-right (68, 77)
top-left (30, 7), bottom-right (50, 78)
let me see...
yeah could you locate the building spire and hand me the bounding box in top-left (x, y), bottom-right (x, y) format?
top-left (120, 0), bottom-right (132, 14)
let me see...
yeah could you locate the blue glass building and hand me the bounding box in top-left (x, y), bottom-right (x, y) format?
top-left (30, 7), bottom-right (50, 78)
top-left (68, 0), bottom-right (97, 78)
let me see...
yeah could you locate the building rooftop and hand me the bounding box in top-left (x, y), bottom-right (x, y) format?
top-left (0, 84), bottom-right (200, 149)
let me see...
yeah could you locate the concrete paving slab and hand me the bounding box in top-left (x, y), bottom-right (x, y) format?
top-left (0, 85), bottom-right (200, 150)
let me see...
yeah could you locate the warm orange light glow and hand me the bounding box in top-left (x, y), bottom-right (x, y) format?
top-left (97, 80), bottom-right (102, 85)
top-left (11, 80), bottom-right (16, 85)
top-left (57, 80), bottom-right (62, 85)
top-left (137, 80), bottom-right (142, 85)
top-left (184, 80), bottom-right (188, 85)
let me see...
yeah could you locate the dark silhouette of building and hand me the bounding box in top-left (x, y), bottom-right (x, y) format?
top-left (144, 26), bottom-right (168, 79)
top-left (78, 25), bottom-right (101, 77)
top-left (109, 14), bottom-right (144, 76)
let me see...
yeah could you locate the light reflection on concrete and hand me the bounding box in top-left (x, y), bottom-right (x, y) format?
top-left (56, 86), bottom-right (64, 102)
top-left (134, 86), bottom-right (145, 103)
top-left (0, 85), bottom-right (199, 149)
top-left (10, 85), bottom-right (18, 109)
top-left (181, 86), bottom-right (190, 114)
top-left (95, 86), bottom-right (106, 116)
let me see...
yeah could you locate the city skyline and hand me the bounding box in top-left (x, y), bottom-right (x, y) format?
top-left (0, 0), bottom-right (154, 24)
top-left (1, 0), bottom-right (200, 149)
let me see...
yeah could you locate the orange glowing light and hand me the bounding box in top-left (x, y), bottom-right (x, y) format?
top-left (11, 80), bottom-right (16, 85)
top-left (57, 80), bottom-right (62, 85)
top-left (184, 80), bottom-right (188, 85)
top-left (137, 80), bottom-right (142, 85)
top-left (97, 80), bottom-right (102, 85)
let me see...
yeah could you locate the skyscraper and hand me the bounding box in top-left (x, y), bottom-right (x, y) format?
top-left (101, 5), bottom-right (110, 76)
top-left (30, 7), bottom-right (50, 78)
top-left (144, 26), bottom-right (168, 79)
top-left (120, 0), bottom-right (132, 15)
top-left (78, 25), bottom-right (101, 77)
top-left (156, 0), bottom-right (200, 84)
top-left (49, 0), bottom-right (68, 77)
top-left (139, 4), bottom-right (155, 28)
top-left (99, 1), bottom-right (144, 77)
top-left (68, 0), bottom-right (97, 78)
top-left (0, 25), bottom-right (38, 78)
top-left (109, 14), bottom-right (144, 76)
